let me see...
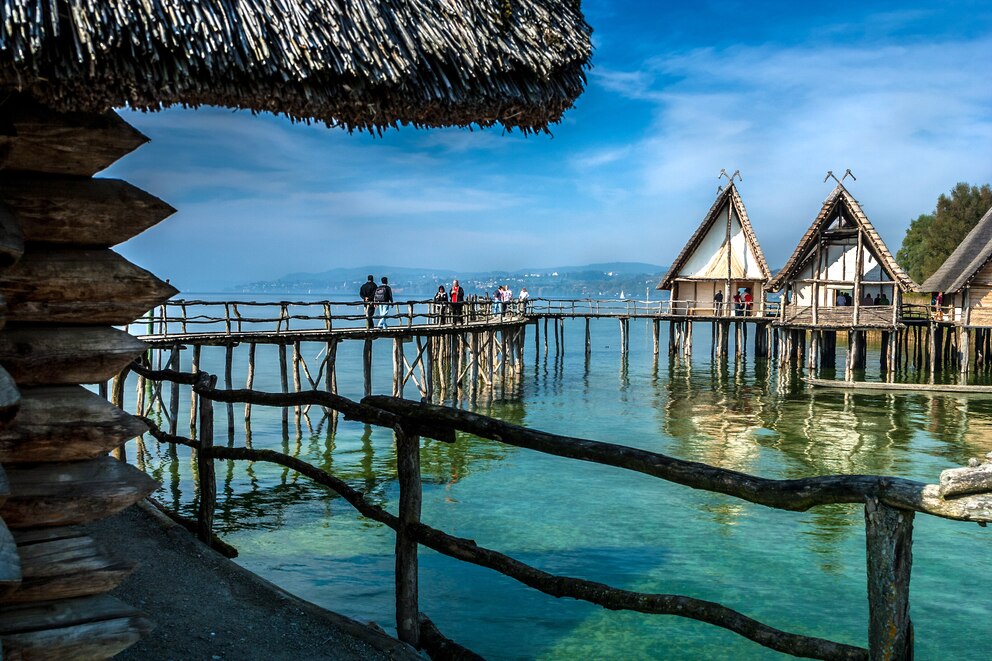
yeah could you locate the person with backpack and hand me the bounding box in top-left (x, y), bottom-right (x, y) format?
top-left (374, 276), bottom-right (393, 329)
top-left (359, 275), bottom-right (377, 329)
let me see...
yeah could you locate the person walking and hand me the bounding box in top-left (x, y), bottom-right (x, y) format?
top-left (503, 285), bottom-right (513, 315)
top-left (743, 288), bottom-right (753, 316)
top-left (374, 276), bottom-right (393, 329)
top-left (519, 287), bottom-right (530, 313)
top-left (449, 279), bottom-right (466, 325)
top-left (714, 289), bottom-right (724, 316)
top-left (433, 285), bottom-right (448, 325)
top-left (360, 275), bottom-right (377, 329)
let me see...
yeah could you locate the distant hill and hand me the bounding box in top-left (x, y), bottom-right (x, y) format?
top-left (235, 262), bottom-right (668, 298)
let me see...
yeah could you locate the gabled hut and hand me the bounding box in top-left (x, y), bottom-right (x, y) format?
top-left (767, 184), bottom-right (918, 328)
top-left (921, 205), bottom-right (992, 326)
top-left (657, 182), bottom-right (770, 317)
top-left (0, 2), bottom-right (592, 657)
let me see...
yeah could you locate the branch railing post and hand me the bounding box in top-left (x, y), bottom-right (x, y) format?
top-left (865, 498), bottom-right (914, 661)
top-left (196, 374), bottom-right (218, 545)
top-left (395, 425), bottom-right (422, 648)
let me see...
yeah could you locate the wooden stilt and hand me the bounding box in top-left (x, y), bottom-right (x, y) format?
top-left (865, 498), bottom-right (914, 661)
top-left (394, 427), bottom-right (421, 648)
top-left (363, 338), bottom-right (373, 397)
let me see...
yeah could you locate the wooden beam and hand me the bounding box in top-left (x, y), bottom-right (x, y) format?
top-left (0, 176), bottom-right (175, 248)
top-left (0, 248), bottom-right (177, 325)
top-left (0, 594), bottom-right (152, 659)
top-left (0, 516), bottom-right (20, 598)
top-left (0, 96), bottom-right (148, 176)
top-left (0, 457), bottom-right (158, 528)
top-left (6, 527), bottom-right (135, 604)
top-left (0, 386), bottom-right (148, 463)
top-left (0, 326), bottom-right (147, 385)
top-left (0, 202), bottom-right (25, 267)
top-left (0, 364), bottom-right (21, 423)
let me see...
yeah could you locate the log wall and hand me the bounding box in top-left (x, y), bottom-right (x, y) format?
top-left (0, 94), bottom-right (174, 659)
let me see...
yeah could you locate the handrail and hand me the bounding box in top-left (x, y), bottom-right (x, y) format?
top-left (121, 362), bottom-right (992, 659)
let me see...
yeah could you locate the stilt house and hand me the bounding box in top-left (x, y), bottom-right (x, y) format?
top-left (766, 184), bottom-right (918, 328)
top-left (0, 1), bottom-right (591, 657)
top-left (921, 205), bottom-right (992, 326)
top-left (656, 182), bottom-right (770, 316)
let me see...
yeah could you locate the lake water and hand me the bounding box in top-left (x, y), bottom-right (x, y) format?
top-left (125, 295), bottom-right (992, 660)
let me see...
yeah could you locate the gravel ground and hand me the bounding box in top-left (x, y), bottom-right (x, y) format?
top-left (87, 501), bottom-right (421, 661)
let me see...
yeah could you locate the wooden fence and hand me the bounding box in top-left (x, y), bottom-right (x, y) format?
top-left (120, 360), bottom-right (992, 661)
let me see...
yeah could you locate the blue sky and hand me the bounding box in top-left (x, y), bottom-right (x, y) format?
top-left (107, 0), bottom-right (992, 291)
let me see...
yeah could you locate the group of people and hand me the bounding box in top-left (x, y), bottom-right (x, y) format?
top-left (360, 274), bottom-right (394, 329)
top-left (432, 280), bottom-right (467, 325)
top-left (836, 291), bottom-right (890, 306)
top-left (490, 285), bottom-right (529, 315)
top-left (361, 276), bottom-right (532, 328)
top-left (713, 288), bottom-right (754, 316)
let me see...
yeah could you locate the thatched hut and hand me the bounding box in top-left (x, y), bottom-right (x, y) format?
top-left (767, 183), bottom-right (918, 329)
top-left (0, 1), bottom-right (591, 657)
top-left (920, 205), bottom-right (992, 326)
top-left (656, 181), bottom-right (770, 316)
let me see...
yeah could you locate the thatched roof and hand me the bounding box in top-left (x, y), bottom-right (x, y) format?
top-left (657, 182), bottom-right (771, 290)
top-left (767, 184), bottom-right (918, 293)
top-left (0, 0), bottom-right (592, 132)
top-left (921, 204), bottom-right (992, 294)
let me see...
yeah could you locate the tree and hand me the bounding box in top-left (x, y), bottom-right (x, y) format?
top-left (896, 182), bottom-right (992, 284)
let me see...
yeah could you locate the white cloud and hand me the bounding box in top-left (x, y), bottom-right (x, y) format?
top-left (590, 35), bottom-right (992, 265)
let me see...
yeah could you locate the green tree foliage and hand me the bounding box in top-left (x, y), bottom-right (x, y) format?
top-left (896, 182), bottom-right (992, 285)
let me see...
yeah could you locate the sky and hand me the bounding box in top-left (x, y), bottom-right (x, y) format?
top-left (106, 0), bottom-right (992, 292)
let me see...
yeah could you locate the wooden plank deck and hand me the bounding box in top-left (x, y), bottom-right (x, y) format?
top-left (137, 316), bottom-right (530, 347)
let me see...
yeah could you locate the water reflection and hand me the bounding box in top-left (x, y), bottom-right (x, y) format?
top-left (140, 395), bottom-right (523, 535)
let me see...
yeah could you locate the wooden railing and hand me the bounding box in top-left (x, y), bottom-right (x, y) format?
top-left (133, 297), bottom-right (527, 339)
top-left (525, 298), bottom-right (781, 318)
top-left (123, 360), bottom-right (992, 661)
top-left (133, 297), bottom-right (784, 342)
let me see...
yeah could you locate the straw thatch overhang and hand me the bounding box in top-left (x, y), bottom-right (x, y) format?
top-left (0, 0), bottom-right (592, 133)
top-left (921, 205), bottom-right (992, 294)
top-left (766, 184), bottom-right (918, 293)
top-left (657, 182), bottom-right (770, 290)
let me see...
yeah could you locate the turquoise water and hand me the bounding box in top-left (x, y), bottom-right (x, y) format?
top-left (128, 298), bottom-right (992, 660)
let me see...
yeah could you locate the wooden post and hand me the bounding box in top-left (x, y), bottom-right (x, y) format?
top-left (292, 341), bottom-right (304, 430)
top-left (865, 498), bottom-right (914, 661)
top-left (425, 335), bottom-right (435, 401)
top-left (393, 337), bottom-right (403, 397)
top-left (853, 229), bottom-right (865, 327)
top-left (500, 331), bottom-right (508, 382)
top-left (652, 319), bottom-right (660, 356)
top-left (470, 332), bottom-right (480, 395)
top-left (363, 338), bottom-right (374, 397)
top-left (585, 318), bottom-right (591, 356)
top-left (395, 427), bottom-right (422, 647)
top-left (197, 375), bottom-right (218, 545)
top-left (960, 327), bottom-right (970, 379)
top-left (169, 346), bottom-right (180, 436)
top-left (225, 343), bottom-right (235, 440)
top-left (189, 344), bottom-right (201, 434)
top-left (245, 342), bottom-right (256, 424)
top-left (279, 343), bottom-right (289, 431)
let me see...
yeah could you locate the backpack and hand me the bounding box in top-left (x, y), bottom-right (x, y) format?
top-left (373, 285), bottom-right (389, 303)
